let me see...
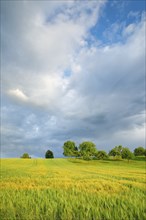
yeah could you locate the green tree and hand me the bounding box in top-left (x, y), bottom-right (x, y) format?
top-left (134, 147), bottom-right (145, 156)
top-left (108, 148), bottom-right (117, 157)
top-left (21, 153), bottom-right (31, 159)
top-left (63, 141), bottom-right (78, 157)
top-left (45, 150), bottom-right (54, 159)
top-left (109, 145), bottom-right (123, 158)
top-left (121, 147), bottom-right (133, 162)
top-left (79, 141), bottom-right (97, 160)
top-left (95, 150), bottom-right (108, 160)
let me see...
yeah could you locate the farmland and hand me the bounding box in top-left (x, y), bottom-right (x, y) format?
top-left (0, 158), bottom-right (146, 220)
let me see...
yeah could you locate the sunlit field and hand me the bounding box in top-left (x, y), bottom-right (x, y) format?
top-left (0, 158), bottom-right (146, 220)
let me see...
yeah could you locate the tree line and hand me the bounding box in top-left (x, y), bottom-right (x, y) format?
top-left (62, 141), bottom-right (146, 161)
top-left (21, 141), bottom-right (145, 161)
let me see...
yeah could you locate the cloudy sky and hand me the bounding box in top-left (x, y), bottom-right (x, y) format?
top-left (1, 0), bottom-right (145, 158)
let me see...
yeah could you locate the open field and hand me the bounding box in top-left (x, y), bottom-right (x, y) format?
top-left (0, 158), bottom-right (146, 220)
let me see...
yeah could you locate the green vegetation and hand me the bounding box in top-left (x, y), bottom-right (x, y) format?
top-left (0, 158), bottom-right (146, 220)
top-left (121, 147), bottom-right (134, 161)
top-left (45, 150), bottom-right (54, 159)
top-left (63, 141), bottom-right (78, 157)
top-left (20, 142), bottom-right (144, 163)
top-left (20, 153), bottom-right (31, 159)
top-left (79, 141), bottom-right (97, 160)
top-left (108, 145), bottom-right (134, 162)
top-left (134, 147), bottom-right (145, 156)
top-left (94, 150), bottom-right (108, 160)
top-left (109, 145), bottom-right (123, 157)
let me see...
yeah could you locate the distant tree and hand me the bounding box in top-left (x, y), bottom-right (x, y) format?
top-left (108, 148), bottom-right (117, 157)
top-left (21, 153), bottom-right (31, 159)
top-left (45, 150), bottom-right (54, 159)
top-left (79, 141), bottom-right (97, 160)
top-left (109, 145), bottom-right (123, 158)
top-left (121, 147), bottom-right (133, 162)
top-left (144, 149), bottom-right (146, 157)
top-left (63, 141), bottom-right (78, 157)
top-left (95, 150), bottom-right (108, 160)
top-left (134, 147), bottom-right (145, 156)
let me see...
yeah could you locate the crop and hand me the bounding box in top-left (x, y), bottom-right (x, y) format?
top-left (0, 158), bottom-right (146, 220)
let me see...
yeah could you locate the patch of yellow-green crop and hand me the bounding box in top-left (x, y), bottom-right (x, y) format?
top-left (0, 158), bottom-right (146, 220)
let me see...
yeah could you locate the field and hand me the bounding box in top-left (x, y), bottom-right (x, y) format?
top-left (0, 158), bottom-right (146, 220)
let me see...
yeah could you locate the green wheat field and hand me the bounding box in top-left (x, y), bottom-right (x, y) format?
top-left (0, 158), bottom-right (146, 220)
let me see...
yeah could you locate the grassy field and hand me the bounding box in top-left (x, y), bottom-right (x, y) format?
top-left (0, 158), bottom-right (146, 220)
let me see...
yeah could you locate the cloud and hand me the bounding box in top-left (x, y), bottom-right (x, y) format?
top-left (128, 11), bottom-right (141, 19)
top-left (122, 23), bottom-right (136, 37)
top-left (1, 1), bottom-right (145, 158)
top-left (1, 0), bottom-right (105, 73)
top-left (8, 89), bottom-right (28, 101)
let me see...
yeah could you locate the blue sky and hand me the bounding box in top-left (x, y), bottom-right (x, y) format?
top-left (1, 0), bottom-right (145, 158)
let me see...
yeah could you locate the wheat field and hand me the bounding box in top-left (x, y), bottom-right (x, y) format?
top-left (0, 158), bottom-right (146, 220)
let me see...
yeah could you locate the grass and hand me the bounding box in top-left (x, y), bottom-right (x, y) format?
top-left (0, 158), bottom-right (146, 220)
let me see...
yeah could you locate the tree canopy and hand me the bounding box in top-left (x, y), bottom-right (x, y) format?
top-left (21, 153), bottom-right (31, 159)
top-left (108, 145), bottom-right (134, 162)
top-left (61, 141), bottom-right (144, 161)
top-left (45, 150), bottom-right (54, 159)
top-left (134, 147), bottom-right (145, 156)
top-left (109, 145), bottom-right (123, 157)
top-left (121, 147), bottom-right (133, 161)
top-left (63, 141), bottom-right (78, 157)
top-left (95, 150), bottom-right (108, 160)
top-left (79, 141), bottom-right (97, 160)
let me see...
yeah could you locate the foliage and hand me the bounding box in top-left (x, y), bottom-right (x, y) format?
top-left (94, 150), bottom-right (108, 160)
top-left (108, 145), bottom-right (123, 157)
top-left (121, 147), bottom-right (134, 161)
top-left (134, 147), bottom-right (145, 156)
top-left (133, 156), bottom-right (146, 161)
top-left (79, 141), bottom-right (97, 160)
top-left (63, 141), bottom-right (78, 157)
top-left (45, 150), bottom-right (54, 159)
top-left (20, 153), bottom-right (31, 159)
top-left (108, 148), bottom-right (117, 157)
top-left (109, 146), bottom-right (134, 162)
top-left (82, 153), bottom-right (92, 161)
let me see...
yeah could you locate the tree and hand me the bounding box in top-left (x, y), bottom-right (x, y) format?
top-left (21, 153), bottom-right (31, 159)
top-left (45, 150), bottom-right (54, 159)
top-left (94, 150), bottom-right (108, 160)
top-left (121, 147), bottom-right (133, 162)
top-left (108, 148), bottom-right (117, 157)
top-left (63, 141), bottom-right (78, 157)
top-left (109, 145), bottom-right (123, 158)
top-left (134, 147), bottom-right (145, 156)
top-left (79, 141), bottom-right (97, 160)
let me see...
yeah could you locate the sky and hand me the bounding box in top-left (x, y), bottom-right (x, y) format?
top-left (1, 0), bottom-right (146, 158)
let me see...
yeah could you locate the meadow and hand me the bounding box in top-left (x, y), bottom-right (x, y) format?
top-left (0, 158), bottom-right (146, 220)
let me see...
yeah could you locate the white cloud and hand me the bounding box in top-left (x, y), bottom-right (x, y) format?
top-left (8, 89), bottom-right (28, 101)
top-left (2, 0), bottom-right (105, 108)
top-left (123, 23), bottom-right (136, 37)
top-left (128, 11), bottom-right (140, 19)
